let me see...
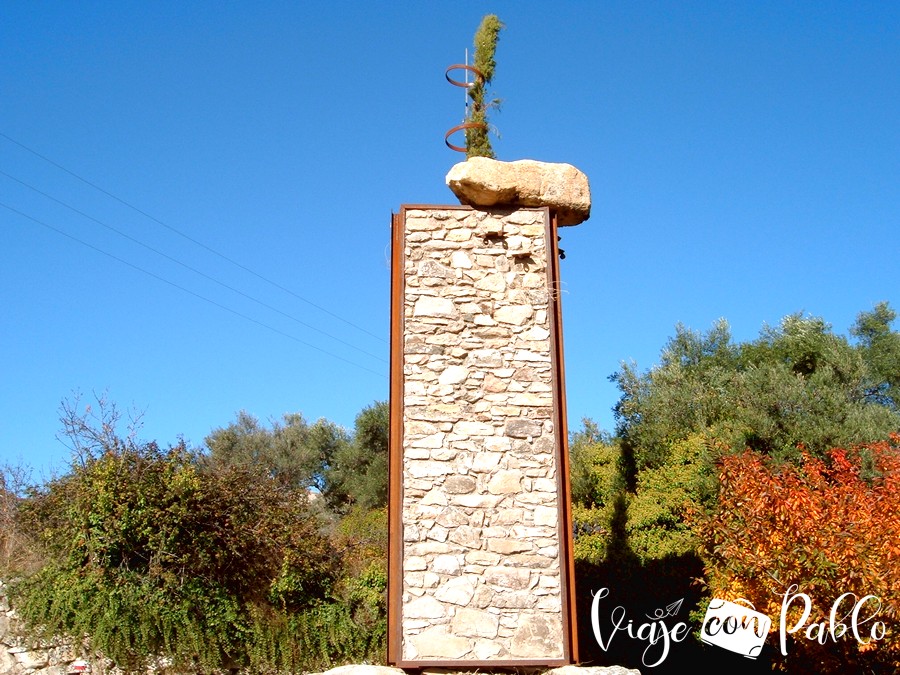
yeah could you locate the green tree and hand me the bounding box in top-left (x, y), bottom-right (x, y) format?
top-left (569, 419), bottom-right (619, 509)
top-left (612, 304), bottom-right (900, 472)
top-left (205, 410), bottom-right (348, 492)
top-left (851, 301), bottom-right (900, 408)
top-left (465, 14), bottom-right (503, 159)
top-left (325, 401), bottom-right (389, 512)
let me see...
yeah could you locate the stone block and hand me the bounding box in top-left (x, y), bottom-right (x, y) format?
top-left (445, 157), bottom-right (591, 226)
top-left (409, 626), bottom-right (472, 659)
top-left (413, 296), bottom-right (458, 318)
top-left (451, 608), bottom-right (500, 638)
top-left (443, 475), bottom-right (477, 494)
top-left (405, 595), bottom-right (445, 619)
top-left (487, 470), bottom-right (522, 494)
top-left (510, 613), bottom-right (564, 658)
top-left (434, 576), bottom-right (476, 606)
top-left (484, 566), bottom-right (531, 590)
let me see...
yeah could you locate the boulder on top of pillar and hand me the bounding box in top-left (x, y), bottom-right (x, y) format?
top-left (445, 157), bottom-right (591, 226)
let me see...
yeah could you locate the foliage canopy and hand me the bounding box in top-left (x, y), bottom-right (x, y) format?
top-left (612, 303), bottom-right (900, 472)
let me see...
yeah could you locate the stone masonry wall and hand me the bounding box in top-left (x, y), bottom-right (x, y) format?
top-left (0, 580), bottom-right (82, 675)
top-left (399, 206), bottom-right (566, 662)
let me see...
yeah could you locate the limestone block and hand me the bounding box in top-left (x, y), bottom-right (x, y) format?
top-left (408, 542), bottom-right (451, 555)
top-left (453, 421), bottom-right (494, 436)
top-left (418, 260), bottom-right (455, 279)
top-left (450, 251), bottom-right (473, 268)
top-left (407, 460), bottom-right (455, 477)
top-left (533, 506), bottom-right (559, 527)
top-left (443, 475), bottom-right (476, 494)
top-left (487, 470), bottom-right (523, 494)
top-left (447, 525), bottom-right (482, 548)
top-left (507, 554), bottom-right (555, 568)
top-left (0, 649), bottom-right (17, 675)
top-left (472, 638), bottom-right (502, 659)
top-left (510, 613), bottom-right (564, 658)
top-left (405, 595), bottom-right (445, 619)
top-left (410, 432), bottom-right (445, 449)
top-left (487, 539), bottom-right (532, 554)
top-left (425, 524), bottom-right (448, 542)
top-left (421, 487), bottom-right (448, 505)
top-left (472, 452), bottom-right (502, 471)
top-left (451, 608), bottom-right (500, 638)
top-left (445, 158), bottom-right (591, 226)
top-left (493, 508), bottom-right (524, 525)
top-left (432, 555), bottom-right (461, 575)
top-left (484, 566), bottom-right (531, 590)
top-left (435, 508), bottom-right (469, 528)
top-left (434, 576), bottom-right (476, 606)
top-left (474, 273), bottom-right (506, 292)
top-left (438, 365), bottom-right (469, 385)
top-left (450, 493), bottom-right (503, 508)
top-left (465, 550), bottom-right (502, 566)
top-left (504, 418), bottom-right (542, 438)
top-left (413, 296), bottom-right (458, 318)
top-left (13, 648), bottom-right (49, 670)
top-left (409, 626), bottom-right (472, 659)
top-left (483, 436), bottom-right (511, 452)
top-left (494, 305), bottom-right (534, 325)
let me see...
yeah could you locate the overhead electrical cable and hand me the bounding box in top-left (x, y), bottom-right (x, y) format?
top-left (0, 169), bottom-right (387, 364)
top-left (1, 201), bottom-right (386, 379)
top-left (0, 131), bottom-right (386, 343)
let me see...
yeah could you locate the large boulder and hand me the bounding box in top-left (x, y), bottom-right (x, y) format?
top-left (446, 157), bottom-right (591, 226)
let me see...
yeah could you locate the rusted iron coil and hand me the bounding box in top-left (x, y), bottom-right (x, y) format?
top-left (444, 122), bottom-right (488, 153)
top-left (445, 64), bottom-right (484, 88)
top-left (445, 64), bottom-right (487, 152)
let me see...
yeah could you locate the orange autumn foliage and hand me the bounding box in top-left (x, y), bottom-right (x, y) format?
top-left (698, 433), bottom-right (900, 671)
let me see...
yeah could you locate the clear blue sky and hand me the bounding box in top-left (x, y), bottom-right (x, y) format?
top-left (2, 1), bottom-right (898, 478)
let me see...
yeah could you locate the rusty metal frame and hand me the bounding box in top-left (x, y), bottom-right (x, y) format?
top-left (388, 205), bottom-right (579, 667)
top-left (388, 209), bottom-right (404, 665)
top-left (546, 208), bottom-right (580, 663)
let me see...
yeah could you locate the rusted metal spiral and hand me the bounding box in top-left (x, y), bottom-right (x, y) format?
top-left (445, 64), bottom-right (483, 88)
top-left (445, 64), bottom-right (487, 153)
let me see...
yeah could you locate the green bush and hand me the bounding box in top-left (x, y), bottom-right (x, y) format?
top-left (11, 400), bottom-right (352, 672)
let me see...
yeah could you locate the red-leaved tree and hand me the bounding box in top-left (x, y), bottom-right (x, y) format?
top-left (698, 434), bottom-right (900, 671)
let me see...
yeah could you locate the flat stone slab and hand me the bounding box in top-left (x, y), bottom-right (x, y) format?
top-left (446, 157), bottom-right (591, 226)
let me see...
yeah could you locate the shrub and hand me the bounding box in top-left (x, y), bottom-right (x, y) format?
top-left (12, 431), bottom-right (338, 672)
top-left (697, 434), bottom-right (900, 671)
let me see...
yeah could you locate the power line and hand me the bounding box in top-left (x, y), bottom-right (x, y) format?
top-left (1, 201), bottom-right (387, 379)
top-left (0, 131), bottom-right (387, 343)
top-left (0, 169), bottom-right (387, 364)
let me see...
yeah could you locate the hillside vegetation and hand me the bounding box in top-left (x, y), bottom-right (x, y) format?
top-left (2, 302), bottom-right (899, 673)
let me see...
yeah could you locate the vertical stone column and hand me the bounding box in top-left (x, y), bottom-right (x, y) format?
top-left (388, 205), bottom-right (577, 667)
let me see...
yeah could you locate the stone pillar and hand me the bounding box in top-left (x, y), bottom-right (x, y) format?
top-left (388, 204), bottom-right (579, 667)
